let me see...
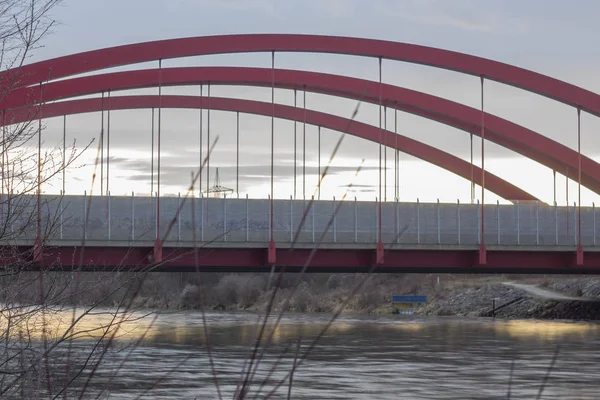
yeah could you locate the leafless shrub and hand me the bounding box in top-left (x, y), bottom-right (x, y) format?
top-left (289, 283), bottom-right (311, 312)
top-left (0, 2), bottom-right (154, 398)
top-left (215, 274), bottom-right (242, 306)
top-left (326, 274), bottom-right (344, 290)
top-left (213, 274), bottom-right (267, 308)
top-left (238, 275), bottom-right (267, 307)
top-left (179, 284), bottom-right (200, 309)
top-left (351, 281), bottom-right (384, 312)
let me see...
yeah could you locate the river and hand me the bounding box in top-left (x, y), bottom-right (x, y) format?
top-left (24, 310), bottom-right (600, 399)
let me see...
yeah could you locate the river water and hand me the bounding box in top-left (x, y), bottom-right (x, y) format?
top-left (43, 311), bottom-right (600, 399)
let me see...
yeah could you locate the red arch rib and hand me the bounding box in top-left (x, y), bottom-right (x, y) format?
top-left (2, 34), bottom-right (599, 116)
top-left (2, 95), bottom-right (538, 202)
top-left (4, 66), bottom-right (600, 194)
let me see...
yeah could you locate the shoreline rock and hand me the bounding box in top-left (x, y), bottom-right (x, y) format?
top-left (415, 283), bottom-right (600, 321)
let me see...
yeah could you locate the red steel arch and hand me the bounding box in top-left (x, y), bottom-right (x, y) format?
top-left (2, 95), bottom-right (538, 202)
top-left (3, 34), bottom-right (600, 116)
top-left (5, 67), bottom-right (600, 194)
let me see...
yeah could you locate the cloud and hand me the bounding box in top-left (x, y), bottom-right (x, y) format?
top-left (108, 157), bottom-right (382, 192)
top-left (379, 0), bottom-right (529, 35)
top-left (350, 188), bottom-right (376, 193)
top-left (123, 161), bottom-right (380, 180)
top-left (338, 184), bottom-right (373, 188)
top-left (315, 0), bottom-right (356, 19)
top-left (210, 0), bottom-right (280, 17)
top-left (97, 156), bottom-right (131, 165)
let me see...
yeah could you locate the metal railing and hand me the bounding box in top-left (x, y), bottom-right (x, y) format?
top-left (1, 194), bottom-right (597, 247)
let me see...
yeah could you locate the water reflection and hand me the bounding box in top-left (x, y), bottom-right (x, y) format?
top-left (3, 308), bottom-right (600, 398)
top-left (495, 319), bottom-right (599, 340)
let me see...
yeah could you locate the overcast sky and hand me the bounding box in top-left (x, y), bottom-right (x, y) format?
top-left (23, 0), bottom-right (600, 204)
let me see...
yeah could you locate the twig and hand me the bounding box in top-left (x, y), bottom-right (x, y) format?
top-left (233, 87), bottom-right (368, 397)
top-left (190, 170), bottom-right (223, 400)
top-left (74, 136), bottom-right (221, 398)
top-left (262, 262), bottom-right (379, 399)
top-left (535, 345), bottom-right (560, 400)
top-left (244, 160), bottom-right (366, 395)
top-left (287, 338), bottom-right (301, 400)
top-left (507, 357), bottom-right (515, 399)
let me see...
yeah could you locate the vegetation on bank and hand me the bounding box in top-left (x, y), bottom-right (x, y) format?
top-left (9, 271), bottom-right (600, 320)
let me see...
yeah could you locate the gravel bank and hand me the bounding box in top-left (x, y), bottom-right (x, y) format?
top-left (416, 282), bottom-right (600, 321)
top-left (542, 278), bottom-right (600, 299)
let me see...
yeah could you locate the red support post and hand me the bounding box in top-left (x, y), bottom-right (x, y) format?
top-left (479, 76), bottom-right (487, 265)
top-left (293, 89), bottom-right (297, 200)
top-left (106, 90), bottom-right (111, 227)
top-left (3, 111), bottom-right (8, 196)
top-left (577, 107), bottom-right (584, 265)
top-left (206, 82), bottom-right (211, 197)
top-left (150, 107), bottom-right (154, 196)
top-left (199, 84), bottom-right (203, 198)
top-left (317, 126), bottom-right (321, 200)
top-left (395, 109), bottom-right (398, 200)
top-left (566, 166), bottom-right (569, 235)
top-left (153, 59), bottom-right (163, 263)
top-left (107, 89), bottom-right (111, 196)
top-left (1, 111), bottom-right (4, 223)
top-left (376, 56), bottom-right (384, 265)
top-left (394, 109), bottom-right (398, 239)
top-left (34, 83), bottom-right (43, 263)
top-left (470, 133), bottom-right (474, 204)
top-left (100, 91), bottom-right (104, 195)
top-left (268, 50), bottom-right (276, 265)
top-left (62, 115), bottom-right (66, 194)
top-left (302, 86), bottom-right (306, 200)
top-left (236, 111), bottom-right (240, 197)
top-left (553, 170), bottom-right (556, 205)
top-left (384, 106), bottom-right (387, 202)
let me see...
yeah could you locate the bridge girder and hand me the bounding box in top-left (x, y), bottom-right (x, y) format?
top-left (2, 33), bottom-right (599, 116)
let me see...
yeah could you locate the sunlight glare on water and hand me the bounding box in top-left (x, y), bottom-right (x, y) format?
top-left (25, 309), bottom-right (600, 399)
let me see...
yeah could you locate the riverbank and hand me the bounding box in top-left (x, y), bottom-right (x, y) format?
top-left (170, 273), bottom-right (600, 321)
top-left (7, 271), bottom-right (600, 321)
top-left (415, 281), bottom-right (600, 320)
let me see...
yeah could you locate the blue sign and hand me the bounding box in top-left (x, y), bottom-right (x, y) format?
top-left (392, 295), bottom-right (427, 303)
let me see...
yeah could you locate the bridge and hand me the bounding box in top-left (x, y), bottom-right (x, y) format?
top-left (1, 34), bottom-right (600, 273)
top-left (2, 194), bottom-right (600, 273)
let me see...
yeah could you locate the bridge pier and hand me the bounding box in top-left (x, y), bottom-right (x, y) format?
top-left (268, 239), bottom-right (276, 265)
top-left (478, 243), bottom-right (487, 265)
top-left (153, 238), bottom-right (163, 263)
top-left (376, 241), bottom-right (384, 265)
top-left (33, 237), bottom-right (43, 263)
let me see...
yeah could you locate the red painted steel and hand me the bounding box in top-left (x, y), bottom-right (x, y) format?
top-left (3, 95), bottom-right (536, 202)
top-left (479, 76), bottom-right (486, 265)
top-left (28, 245), bottom-right (600, 273)
top-left (154, 60), bottom-right (163, 262)
top-left (577, 107), bottom-right (584, 265)
top-left (377, 57), bottom-right (384, 264)
top-left (4, 67), bottom-right (600, 195)
top-left (100, 92), bottom-right (105, 194)
top-left (269, 51), bottom-right (276, 264)
top-left (3, 34), bottom-right (600, 117)
top-left (35, 92), bottom-right (42, 263)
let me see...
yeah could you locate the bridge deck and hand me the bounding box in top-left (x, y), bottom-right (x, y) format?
top-left (2, 195), bottom-right (599, 273)
top-left (26, 244), bottom-right (600, 273)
